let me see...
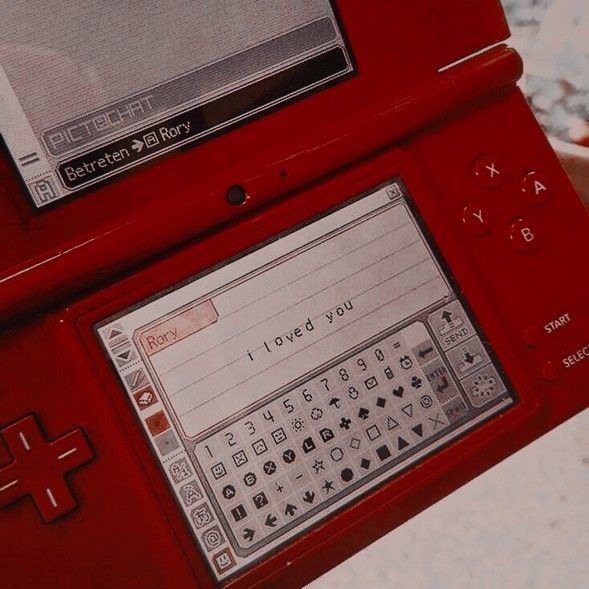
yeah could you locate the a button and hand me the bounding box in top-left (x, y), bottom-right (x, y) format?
top-left (521, 171), bottom-right (551, 205)
top-left (522, 326), bottom-right (542, 348)
top-left (472, 154), bottom-right (508, 188)
top-left (462, 202), bottom-right (493, 235)
top-left (0, 415), bottom-right (94, 523)
top-left (541, 361), bottom-right (560, 382)
top-left (509, 218), bottom-right (540, 253)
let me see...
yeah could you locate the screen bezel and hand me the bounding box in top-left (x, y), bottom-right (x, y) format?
top-left (0, 1), bottom-right (514, 329)
top-left (72, 144), bottom-right (538, 588)
top-left (0, 1), bottom-right (355, 211)
top-left (92, 174), bottom-right (519, 585)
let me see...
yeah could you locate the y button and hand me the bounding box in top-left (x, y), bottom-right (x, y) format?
top-left (462, 202), bottom-right (493, 235)
top-left (0, 414), bottom-right (94, 523)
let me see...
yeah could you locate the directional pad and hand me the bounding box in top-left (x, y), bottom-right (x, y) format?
top-left (0, 414), bottom-right (94, 523)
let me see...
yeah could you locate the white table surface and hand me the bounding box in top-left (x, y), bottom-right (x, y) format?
top-left (307, 410), bottom-right (588, 589)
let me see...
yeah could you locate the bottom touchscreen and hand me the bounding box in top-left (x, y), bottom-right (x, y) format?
top-left (97, 179), bottom-right (515, 582)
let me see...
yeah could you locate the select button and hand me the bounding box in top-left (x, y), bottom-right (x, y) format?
top-left (541, 361), bottom-right (561, 382)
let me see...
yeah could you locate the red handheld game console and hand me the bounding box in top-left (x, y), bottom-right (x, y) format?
top-left (1, 2), bottom-right (587, 588)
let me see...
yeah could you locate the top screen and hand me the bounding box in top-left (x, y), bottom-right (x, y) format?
top-left (0, 1), bottom-right (353, 208)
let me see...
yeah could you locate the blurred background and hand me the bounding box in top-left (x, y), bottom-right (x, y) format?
top-left (505, 0), bottom-right (589, 202)
top-left (307, 2), bottom-right (588, 587)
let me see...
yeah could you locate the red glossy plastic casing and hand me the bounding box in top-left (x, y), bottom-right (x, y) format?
top-left (1, 0), bottom-right (514, 322)
top-left (1, 2), bottom-right (587, 588)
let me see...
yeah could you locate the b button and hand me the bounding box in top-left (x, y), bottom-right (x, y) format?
top-left (509, 218), bottom-right (540, 253)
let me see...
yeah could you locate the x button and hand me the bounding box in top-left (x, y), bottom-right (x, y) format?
top-left (472, 154), bottom-right (508, 188)
top-left (0, 415), bottom-right (94, 523)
